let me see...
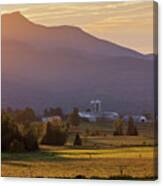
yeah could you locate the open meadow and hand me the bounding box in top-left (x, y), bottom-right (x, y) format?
top-left (1, 121), bottom-right (157, 179)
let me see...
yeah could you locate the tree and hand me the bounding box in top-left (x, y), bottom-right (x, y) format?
top-left (1, 111), bottom-right (39, 152)
top-left (73, 133), bottom-right (82, 146)
top-left (67, 107), bottom-right (80, 127)
top-left (54, 107), bottom-right (64, 119)
top-left (126, 116), bottom-right (138, 136)
top-left (15, 107), bottom-right (37, 124)
top-left (113, 118), bottom-right (124, 136)
top-left (42, 121), bottom-right (68, 146)
top-left (44, 107), bottom-right (64, 118)
top-left (1, 112), bottom-right (24, 152)
top-left (24, 130), bottom-right (39, 151)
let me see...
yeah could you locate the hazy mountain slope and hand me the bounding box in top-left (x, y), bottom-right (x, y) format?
top-left (1, 12), bottom-right (155, 114)
top-left (2, 12), bottom-right (145, 58)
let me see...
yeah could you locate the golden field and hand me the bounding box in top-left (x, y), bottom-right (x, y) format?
top-left (1, 122), bottom-right (158, 179)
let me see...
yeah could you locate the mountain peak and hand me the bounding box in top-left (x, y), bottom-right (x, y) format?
top-left (9, 11), bottom-right (21, 16)
top-left (2, 12), bottom-right (84, 33)
top-left (2, 11), bottom-right (23, 19)
top-left (2, 11), bottom-right (32, 25)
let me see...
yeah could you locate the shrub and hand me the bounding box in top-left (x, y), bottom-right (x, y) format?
top-left (73, 133), bottom-right (82, 146)
top-left (42, 121), bottom-right (68, 146)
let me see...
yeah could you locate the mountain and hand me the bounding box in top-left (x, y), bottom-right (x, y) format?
top-left (145, 53), bottom-right (158, 61)
top-left (1, 12), bottom-right (155, 114)
top-left (2, 11), bottom-right (145, 58)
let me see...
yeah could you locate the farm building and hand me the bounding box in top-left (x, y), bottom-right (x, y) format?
top-left (79, 111), bottom-right (119, 122)
top-left (79, 99), bottom-right (148, 123)
top-left (42, 115), bottom-right (62, 123)
top-left (79, 99), bottom-right (119, 122)
top-left (78, 112), bottom-right (97, 122)
top-left (123, 115), bottom-right (148, 123)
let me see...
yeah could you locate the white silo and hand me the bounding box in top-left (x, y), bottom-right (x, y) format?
top-left (90, 99), bottom-right (102, 113)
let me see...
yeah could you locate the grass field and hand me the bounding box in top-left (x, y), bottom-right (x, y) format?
top-left (1, 122), bottom-right (158, 179)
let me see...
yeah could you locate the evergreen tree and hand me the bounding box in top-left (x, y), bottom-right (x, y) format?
top-left (73, 133), bottom-right (82, 146)
top-left (126, 116), bottom-right (138, 136)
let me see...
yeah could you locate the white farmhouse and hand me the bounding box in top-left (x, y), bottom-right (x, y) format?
top-left (78, 112), bottom-right (96, 122)
top-left (123, 115), bottom-right (148, 123)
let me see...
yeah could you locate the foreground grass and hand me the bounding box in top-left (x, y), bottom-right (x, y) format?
top-left (2, 145), bottom-right (157, 179)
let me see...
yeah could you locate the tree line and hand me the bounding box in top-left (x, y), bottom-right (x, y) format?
top-left (1, 107), bottom-right (81, 153)
top-left (2, 106), bottom-right (140, 153)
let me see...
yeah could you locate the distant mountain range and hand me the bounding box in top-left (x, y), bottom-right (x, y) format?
top-left (1, 12), bottom-right (156, 114)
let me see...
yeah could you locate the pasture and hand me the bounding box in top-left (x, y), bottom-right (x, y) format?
top-left (1, 121), bottom-right (157, 179)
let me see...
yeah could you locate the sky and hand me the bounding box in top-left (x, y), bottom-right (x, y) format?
top-left (1, 0), bottom-right (155, 54)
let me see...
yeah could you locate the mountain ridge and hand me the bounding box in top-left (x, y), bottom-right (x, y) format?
top-left (2, 11), bottom-right (155, 114)
top-left (2, 11), bottom-right (145, 59)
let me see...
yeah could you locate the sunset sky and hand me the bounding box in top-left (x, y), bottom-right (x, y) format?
top-left (1, 1), bottom-right (154, 54)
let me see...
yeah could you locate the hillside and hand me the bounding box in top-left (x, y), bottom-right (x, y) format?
top-left (1, 12), bottom-right (155, 114)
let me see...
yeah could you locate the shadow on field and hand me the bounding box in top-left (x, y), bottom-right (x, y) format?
top-left (1, 150), bottom-right (72, 162)
top-left (1, 150), bottom-right (98, 162)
